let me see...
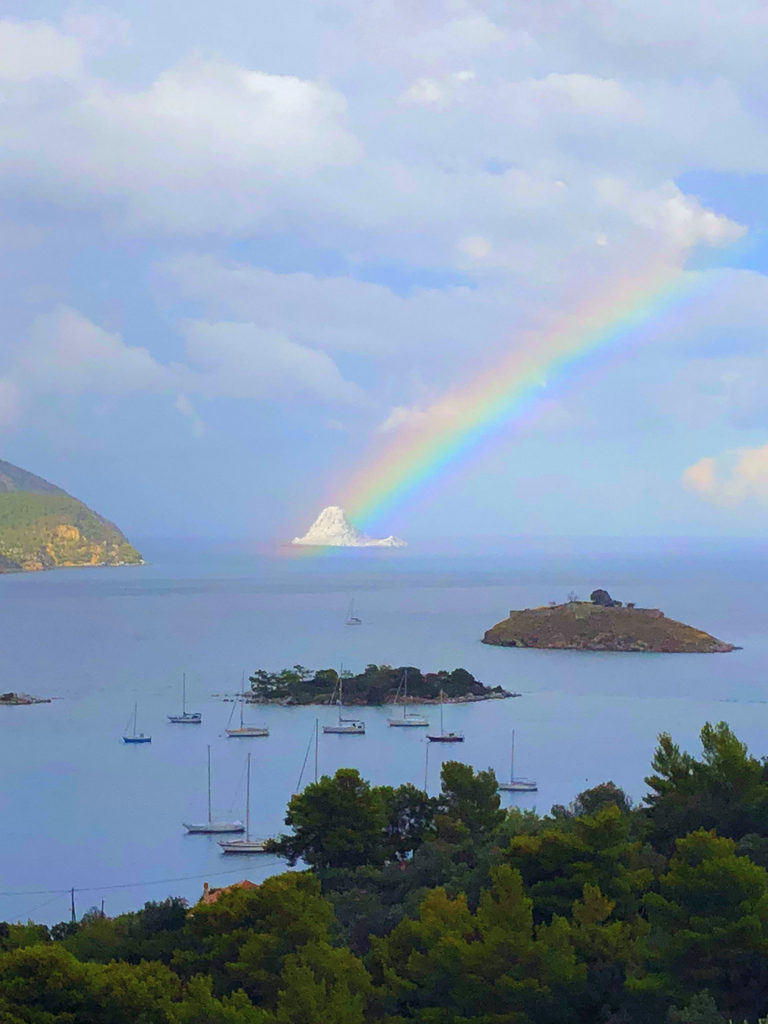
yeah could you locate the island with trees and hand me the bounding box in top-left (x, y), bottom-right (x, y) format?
top-left (6, 722), bottom-right (768, 1022)
top-left (247, 663), bottom-right (515, 705)
top-left (483, 587), bottom-right (735, 653)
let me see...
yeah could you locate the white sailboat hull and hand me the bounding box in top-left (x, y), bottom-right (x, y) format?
top-left (219, 838), bottom-right (269, 853)
top-left (184, 820), bottom-right (245, 834)
top-left (388, 717), bottom-right (429, 727)
top-left (323, 724), bottom-right (365, 734)
top-left (168, 713), bottom-right (202, 724)
top-left (226, 727), bottom-right (269, 737)
top-left (498, 780), bottom-right (538, 792)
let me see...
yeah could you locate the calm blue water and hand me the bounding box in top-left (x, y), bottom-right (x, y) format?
top-left (1, 539), bottom-right (766, 924)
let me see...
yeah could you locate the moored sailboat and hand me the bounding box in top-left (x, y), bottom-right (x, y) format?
top-left (168, 673), bottom-right (202, 724)
top-left (427, 690), bottom-right (464, 743)
top-left (123, 702), bottom-right (151, 744)
top-left (323, 676), bottom-right (365, 734)
top-left (345, 599), bottom-right (362, 625)
top-left (498, 730), bottom-right (537, 792)
top-left (226, 677), bottom-right (269, 738)
top-left (183, 745), bottom-right (244, 834)
top-left (388, 668), bottom-right (429, 727)
top-left (219, 752), bottom-right (269, 853)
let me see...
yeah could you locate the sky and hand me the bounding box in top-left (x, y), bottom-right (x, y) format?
top-left (2, 1), bottom-right (768, 545)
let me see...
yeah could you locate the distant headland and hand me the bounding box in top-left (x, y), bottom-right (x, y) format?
top-left (292, 506), bottom-right (406, 548)
top-left (483, 588), bottom-right (736, 653)
top-left (0, 458), bottom-right (142, 573)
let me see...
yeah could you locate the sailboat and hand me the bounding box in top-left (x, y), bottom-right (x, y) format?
top-left (427, 690), bottom-right (464, 743)
top-left (183, 745), bottom-right (244, 833)
top-left (388, 669), bottom-right (429, 727)
top-left (167, 673), bottom-right (202, 724)
top-left (226, 677), bottom-right (269, 738)
top-left (323, 676), bottom-right (365, 734)
top-left (498, 731), bottom-right (537, 792)
top-left (345, 599), bottom-right (362, 625)
top-left (122, 702), bottom-right (151, 744)
top-left (219, 752), bottom-right (269, 853)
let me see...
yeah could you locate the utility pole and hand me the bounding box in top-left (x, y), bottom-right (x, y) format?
top-left (423, 740), bottom-right (430, 795)
top-left (70, 887), bottom-right (76, 924)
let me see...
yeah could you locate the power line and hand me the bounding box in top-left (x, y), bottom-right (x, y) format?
top-left (0, 859), bottom-right (285, 900)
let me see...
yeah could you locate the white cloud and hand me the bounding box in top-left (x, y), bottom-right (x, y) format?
top-left (0, 20), bottom-right (82, 81)
top-left (683, 444), bottom-right (768, 505)
top-left (597, 179), bottom-right (745, 249)
top-left (3, 307), bottom-right (363, 422)
top-left (182, 321), bottom-right (365, 405)
top-left (376, 397), bottom-right (460, 434)
top-left (18, 307), bottom-right (172, 394)
top-left (174, 393), bottom-right (205, 437)
top-left (0, 43), bottom-right (360, 233)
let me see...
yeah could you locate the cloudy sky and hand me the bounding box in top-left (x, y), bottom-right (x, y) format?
top-left (2, 1), bottom-right (768, 544)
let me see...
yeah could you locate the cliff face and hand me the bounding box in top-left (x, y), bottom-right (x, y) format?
top-left (482, 601), bottom-right (735, 653)
top-left (0, 461), bottom-right (142, 573)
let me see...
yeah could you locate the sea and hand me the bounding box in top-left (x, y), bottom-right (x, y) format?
top-left (1, 537), bottom-right (766, 925)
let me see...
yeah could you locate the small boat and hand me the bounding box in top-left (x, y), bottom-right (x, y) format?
top-left (345, 599), bottom-right (362, 626)
top-left (323, 676), bottom-right (365, 734)
top-left (219, 752), bottom-right (269, 853)
top-left (167, 672), bottom-right (202, 724)
top-left (184, 745), bottom-right (244, 834)
top-left (226, 677), bottom-right (269, 738)
top-left (427, 690), bottom-right (464, 743)
top-left (388, 668), bottom-right (429, 727)
top-left (498, 730), bottom-right (537, 792)
top-left (123, 702), bottom-right (151, 744)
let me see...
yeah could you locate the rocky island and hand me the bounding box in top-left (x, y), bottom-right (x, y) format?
top-left (483, 588), bottom-right (735, 653)
top-left (0, 692), bottom-right (51, 705)
top-left (0, 458), bottom-right (142, 573)
top-left (247, 663), bottom-right (515, 705)
top-left (292, 506), bottom-right (406, 548)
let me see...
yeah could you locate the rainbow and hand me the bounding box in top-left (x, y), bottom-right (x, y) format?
top-left (339, 261), bottom-right (700, 531)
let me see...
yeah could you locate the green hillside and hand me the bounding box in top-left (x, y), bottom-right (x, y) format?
top-left (0, 461), bottom-right (142, 572)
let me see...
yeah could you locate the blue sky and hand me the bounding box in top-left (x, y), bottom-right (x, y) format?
top-left (2, 2), bottom-right (768, 544)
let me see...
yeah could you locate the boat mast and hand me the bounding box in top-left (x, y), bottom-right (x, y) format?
top-left (439, 690), bottom-right (444, 735)
top-left (314, 719), bottom-right (319, 783)
top-left (239, 673), bottom-right (245, 730)
top-left (510, 730), bottom-right (515, 784)
top-left (245, 752), bottom-right (251, 841)
top-left (403, 668), bottom-right (408, 719)
top-left (133, 702), bottom-right (138, 737)
top-left (207, 745), bottom-right (212, 824)
top-left (182, 673), bottom-right (186, 715)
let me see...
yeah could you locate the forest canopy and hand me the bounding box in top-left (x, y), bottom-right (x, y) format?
top-left (4, 722), bottom-right (768, 1023)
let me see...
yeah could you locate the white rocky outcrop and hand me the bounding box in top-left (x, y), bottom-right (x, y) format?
top-left (292, 506), bottom-right (407, 547)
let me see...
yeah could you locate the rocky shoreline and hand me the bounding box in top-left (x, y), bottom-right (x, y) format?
top-left (221, 689), bottom-right (519, 707)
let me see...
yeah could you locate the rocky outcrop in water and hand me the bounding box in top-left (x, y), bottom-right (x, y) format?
top-left (483, 594), bottom-right (735, 653)
top-left (292, 506), bottom-right (406, 547)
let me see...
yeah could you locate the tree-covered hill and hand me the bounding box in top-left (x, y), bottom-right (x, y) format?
top-left (0, 459), bottom-right (141, 572)
top-left (5, 722), bottom-right (768, 1022)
